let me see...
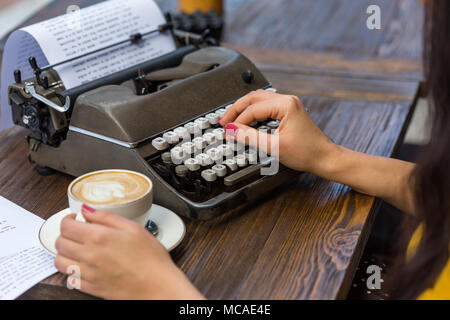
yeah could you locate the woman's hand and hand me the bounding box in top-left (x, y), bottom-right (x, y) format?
top-left (219, 90), bottom-right (338, 176)
top-left (54, 206), bottom-right (204, 300)
top-left (220, 90), bottom-right (416, 214)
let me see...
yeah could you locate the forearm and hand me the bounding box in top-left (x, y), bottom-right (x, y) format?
top-left (316, 144), bottom-right (417, 215)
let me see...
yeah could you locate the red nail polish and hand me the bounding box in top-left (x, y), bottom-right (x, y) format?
top-left (82, 204), bottom-right (95, 213)
top-left (224, 124), bottom-right (239, 137)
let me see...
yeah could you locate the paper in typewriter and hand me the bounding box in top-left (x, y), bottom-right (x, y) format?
top-left (0, 0), bottom-right (176, 130)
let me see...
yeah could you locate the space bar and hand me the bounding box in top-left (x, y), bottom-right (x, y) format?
top-left (224, 157), bottom-right (275, 187)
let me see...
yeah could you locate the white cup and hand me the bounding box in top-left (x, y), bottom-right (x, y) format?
top-left (68, 169), bottom-right (153, 226)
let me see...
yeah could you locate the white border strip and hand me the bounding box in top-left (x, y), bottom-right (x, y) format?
top-left (69, 125), bottom-right (139, 148)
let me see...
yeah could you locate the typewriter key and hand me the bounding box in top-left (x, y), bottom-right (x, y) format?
top-left (206, 148), bottom-right (223, 162)
top-left (182, 142), bottom-right (196, 155)
top-left (152, 137), bottom-right (169, 151)
top-left (225, 104), bottom-right (233, 110)
top-left (213, 128), bottom-right (225, 140)
top-left (201, 169), bottom-right (217, 182)
top-left (218, 144), bottom-right (234, 157)
top-left (206, 112), bottom-right (220, 125)
top-left (184, 158), bottom-right (201, 172)
top-left (171, 147), bottom-right (185, 162)
top-left (161, 152), bottom-right (172, 164)
top-left (184, 122), bottom-right (201, 135)
top-left (195, 117), bottom-right (210, 130)
top-left (193, 137), bottom-right (208, 150)
top-left (246, 149), bottom-right (258, 164)
top-left (267, 120), bottom-right (280, 129)
top-left (216, 108), bottom-right (227, 117)
top-left (163, 131), bottom-right (179, 144)
top-left (175, 165), bottom-right (189, 178)
top-left (203, 132), bottom-right (217, 145)
top-left (265, 88), bottom-right (278, 93)
top-left (258, 125), bottom-right (270, 132)
top-left (196, 153), bottom-right (214, 166)
top-left (236, 154), bottom-right (248, 168)
top-left (174, 127), bottom-right (190, 140)
top-left (212, 164), bottom-right (227, 177)
top-left (228, 141), bottom-right (245, 152)
top-left (224, 159), bottom-right (238, 172)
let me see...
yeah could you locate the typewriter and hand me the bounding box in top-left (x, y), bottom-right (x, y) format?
top-left (7, 20), bottom-right (299, 220)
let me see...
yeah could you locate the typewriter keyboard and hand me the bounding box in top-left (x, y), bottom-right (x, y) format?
top-left (147, 98), bottom-right (280, 202)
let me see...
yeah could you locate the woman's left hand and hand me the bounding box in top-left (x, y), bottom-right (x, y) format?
top-left (54, 206), bottom-right (204, 300)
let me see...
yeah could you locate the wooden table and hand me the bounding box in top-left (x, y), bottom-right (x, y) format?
top-left (0, 0), bottom-right (423, 300)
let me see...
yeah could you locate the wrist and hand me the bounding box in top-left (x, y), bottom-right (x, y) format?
top-left (312, 142), bottom-right (347, 179)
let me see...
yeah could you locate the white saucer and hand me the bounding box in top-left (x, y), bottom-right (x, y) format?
top-left (39, 204), bottom-right (186, 255)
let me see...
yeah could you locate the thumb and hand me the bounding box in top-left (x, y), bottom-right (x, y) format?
top-left (225, 123), bottom-right (278, 156)
top-left (81, 204), bottom-right (132, 230)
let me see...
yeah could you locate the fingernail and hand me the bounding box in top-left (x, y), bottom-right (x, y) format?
top-left (82, 204), bottom-right (95, 213)
top-left (224, 124), bottom-right (239, 137)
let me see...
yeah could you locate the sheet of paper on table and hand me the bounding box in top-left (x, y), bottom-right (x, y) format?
top-left (0, 196), bottom-right (57, 300)
top-left (0, 0), bottom-right (176, 129)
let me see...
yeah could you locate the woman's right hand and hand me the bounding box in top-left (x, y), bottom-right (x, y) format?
top-left (219, 90), bottom-right (339, 176)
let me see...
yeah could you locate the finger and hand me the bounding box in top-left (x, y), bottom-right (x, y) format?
top-left (54, 254), bottom-right (97, 283)
top-left (233, 97), bottom-right (291, 125)
top-left (55, 236), bottom-right (86, 262)
top-left (60, 214), bottom-right (98, 244)
top-left (78, 279), bottom-right (104, 298)
top-left (219, 89), bottom-right (278, 125)
top-left (226, 123), bottom-right (277, 156)
top-left (82, 206), bottom-right (135, 231)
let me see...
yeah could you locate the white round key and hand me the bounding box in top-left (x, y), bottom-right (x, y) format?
top-left (258, 125), bottom-right (270, 132)
top-left (224, 159), bottom-right (238, 172)
top-left (218, 144), bottom-right (234, 157)
top-left (184, 122), bottom-right (201, 135)
top-left (216, 108), bottom-right (227, 117)
top-left (152, 137), bottom-right (169, 151)
top-left (201, 169), bottom-right (217, 182)
top-left (184, 158), bottom-right (201, 172)
top-left (228, 142), bottom-right (245, 152)
top-left (171, 147), bottom-right (185, 161)
top-left (181, 142), bottom-right (196, 155)
top-left (212, 164), bottom-right (227, 177)
top-left (206, 148), bottom-right (223, 162)
top-left (265, 88), bottom-right (278, 93)
top-left (195, 117), bottom-right (210, 130)
top-left (206, 113), bottom-right (220, 125)
top-left (174, 127), bottom-right (190, 140)
top-left (267, 120), bottom-right (280, 129)
top-left (161, 152), bottom-right (172, 164)
top-left (193, 137), bottom-right (208, 150)
top-left (225, 104), bottom-right (233, 110)
top-left (213, 128), bottom-right (225, 141)
top-left (246, 149), bottom-right (258, 164)
top-left (196, 153), bottom-right (213, 166)
top-left (203, 132), bottom-right (217, 145)
top-left (236, 154), bottom-right (248, 167)
top-left (163, 131), bottom-right (179, 144)
top-left (175, 165), bottom-right (188, 177)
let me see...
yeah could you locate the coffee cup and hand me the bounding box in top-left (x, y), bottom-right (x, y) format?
top-left (68, 169), bottom-right (153, 226)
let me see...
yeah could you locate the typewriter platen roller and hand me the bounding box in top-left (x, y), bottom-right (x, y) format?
top-left (9, 44), bottom-right (299, 220)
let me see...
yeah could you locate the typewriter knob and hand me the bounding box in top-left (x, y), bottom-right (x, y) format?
top-left (241, 70), bottom-right (254, 84)
top-left (14, 70), bottom-right (22, 84)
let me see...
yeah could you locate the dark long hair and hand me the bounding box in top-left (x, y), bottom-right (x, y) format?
top-left (392, 0), bottom-right (450, 299)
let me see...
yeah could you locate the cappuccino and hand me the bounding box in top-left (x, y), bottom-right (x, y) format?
top-left (71, 171), bottom-right (150, 206)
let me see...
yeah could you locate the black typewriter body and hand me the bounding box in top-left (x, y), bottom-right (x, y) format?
top-left (8, 43), bottom-right (299, 220)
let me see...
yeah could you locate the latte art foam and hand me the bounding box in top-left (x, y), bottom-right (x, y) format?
top-left (71, 171), bottom-right (150, 205)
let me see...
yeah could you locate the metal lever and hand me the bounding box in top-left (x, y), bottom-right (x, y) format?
top-left (24, 81), bottom-right (70, 113)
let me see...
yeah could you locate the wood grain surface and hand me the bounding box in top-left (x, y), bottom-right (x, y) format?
top-left (0, 0), bottom-right (422, 300)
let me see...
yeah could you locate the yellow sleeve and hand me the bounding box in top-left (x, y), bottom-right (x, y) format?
top-left (407, 224), bottom-right (450, 300)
